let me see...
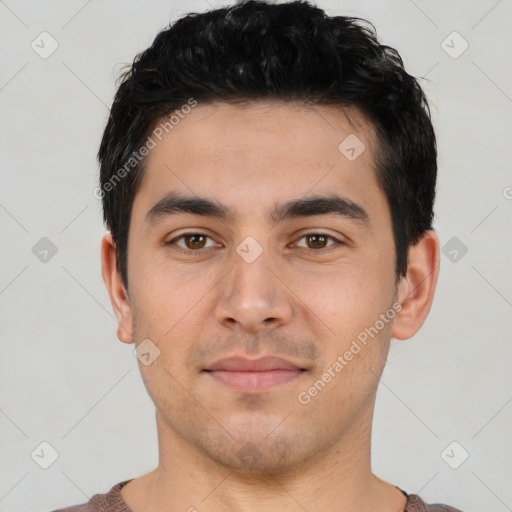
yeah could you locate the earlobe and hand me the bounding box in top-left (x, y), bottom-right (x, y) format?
top-left (100, 232), bottom-right (134, 344)
top-left (391, 230), bottom-right (440, 341)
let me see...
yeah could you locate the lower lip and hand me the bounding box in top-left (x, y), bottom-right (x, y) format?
top-left (206, 369), bottom-right (304, 392)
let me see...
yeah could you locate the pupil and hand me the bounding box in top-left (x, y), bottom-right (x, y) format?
top-left (188, 235), bottom-right (205, 249)
top-left (309, 234), bottom-right (326, 248)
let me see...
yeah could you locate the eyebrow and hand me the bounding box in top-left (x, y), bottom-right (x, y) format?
top-left (144, 190), bottom-right (370, 227)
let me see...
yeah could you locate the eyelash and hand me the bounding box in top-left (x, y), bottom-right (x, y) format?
top-left (165, 232), bottom-right (346, 255)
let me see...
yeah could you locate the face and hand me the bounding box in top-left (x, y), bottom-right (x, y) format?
top-left (107, 101), bottom-right (416, 473)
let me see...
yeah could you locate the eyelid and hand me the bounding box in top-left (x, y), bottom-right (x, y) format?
top-left (165, 230), bottom-right (347, 253)
top-left (166, 231), bottom-right (220, 251)
top-left (291, 231), bottom-right (346, 249)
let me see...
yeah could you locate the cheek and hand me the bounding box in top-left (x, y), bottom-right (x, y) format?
top-left (129, 259), bottom-right (218, 376)
top-left (290, 261), bottom-right (395, 382)
top-left (134, 258), bottom-right (207, 315)
top-left (289, 258), bottom-right (390, 325)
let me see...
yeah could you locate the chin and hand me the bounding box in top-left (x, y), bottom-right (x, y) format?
top-left (196, 423), bottom-right (314, 475)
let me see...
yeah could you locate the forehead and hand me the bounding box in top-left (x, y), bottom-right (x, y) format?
top-left (131, 100), bottom-right (387, 227)
top-left (152, 100), bottom-right (376, 161)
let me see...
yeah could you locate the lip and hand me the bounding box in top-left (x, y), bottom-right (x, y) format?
top-left (206, 356), bottom-right (303, 372)
top-left (204, 356), bottom-right (306, 392)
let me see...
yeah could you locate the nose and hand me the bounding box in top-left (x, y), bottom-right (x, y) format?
top-left (214, 244), bottom-right (293, 333)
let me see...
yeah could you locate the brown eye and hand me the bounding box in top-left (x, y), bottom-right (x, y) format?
top-left (183, 234), bottom-right (207, 249)
top-left (166, 233), bottom-right (217, 253)
top-left (296, 233), bottom-right (342, 250)
top-left (305, 234), bottom-right (329, 249)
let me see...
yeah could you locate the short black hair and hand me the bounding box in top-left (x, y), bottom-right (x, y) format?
top-left (98, 0), bottom-right (437, 292)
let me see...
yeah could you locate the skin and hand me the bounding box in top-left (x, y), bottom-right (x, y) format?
top-left (101, 101), bottom-right (440, 512)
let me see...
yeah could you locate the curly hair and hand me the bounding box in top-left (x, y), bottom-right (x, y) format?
top-left (98, 0), bottom-right (437, 291)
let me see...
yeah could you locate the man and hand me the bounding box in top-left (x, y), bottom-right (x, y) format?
top-left (54, 1), bottom-right (463, 511)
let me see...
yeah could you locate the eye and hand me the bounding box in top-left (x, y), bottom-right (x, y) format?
top-left (165, 231), bottom-right (346, 255)
top-left (294, 232), bottom-right (345, 250)
top-left (166, 232), bottom-right (218, 253)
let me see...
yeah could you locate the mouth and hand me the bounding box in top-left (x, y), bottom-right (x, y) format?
top-left (203, 356), bottom-right (307, 392)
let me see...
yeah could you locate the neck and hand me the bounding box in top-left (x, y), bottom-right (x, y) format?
top-left (122, 405), bottom-right (406, 512)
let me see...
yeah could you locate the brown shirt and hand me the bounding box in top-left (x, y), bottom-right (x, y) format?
top-left (52, 479), bottom-right (464, 512)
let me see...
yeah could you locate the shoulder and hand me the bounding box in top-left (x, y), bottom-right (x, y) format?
top-left (405, 492), bottom-right (464, 512)
top-left (51, 480), bottom-right (133, 512)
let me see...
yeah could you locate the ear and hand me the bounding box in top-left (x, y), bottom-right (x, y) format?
top-left (101, 231), bottom-right (134, 344)
top-left (391, 230), bottom-right (440, 340)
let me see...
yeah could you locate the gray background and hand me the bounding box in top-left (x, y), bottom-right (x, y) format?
top-left (1, 1), bottom-right (511, 511)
